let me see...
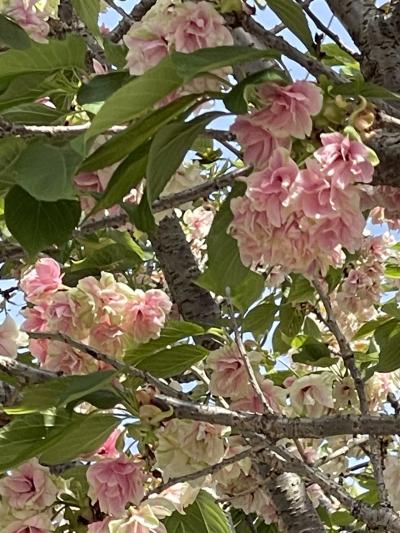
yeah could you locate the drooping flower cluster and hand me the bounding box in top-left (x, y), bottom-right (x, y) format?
top-left (336, 233), bottom-right (391, 321)
top-left (124, 0), bottom-right (233, 93)
top-left (229, 81), bottom-right (379, 276)
top-left (20, 258), bottom-right (172, 373)
top-left (0, 0), bottom-right (59, 42)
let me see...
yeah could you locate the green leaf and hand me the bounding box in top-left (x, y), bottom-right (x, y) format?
top-left (197, 184), bottom-right (264, 311)
top-left (352, 316), bottom-right (392, 340)
top-left (87, 56), bottom-right (183, 139)
top-left (88, 47), bottom-right (281, 139)
top-left (125, 320), bottom-right (207, 362)
top-left (0, 413), bottom-right (49, 470)
top-left (266, 0), bottom-right (314, 52)
top-left (163, 491), bottom-right (230, 533)
top-left (147, 112), bottom-right (222, 202)
top-left (5, 186), bottom-right (81, 255)
top-left (93, 142), bottom-right (149, 213)
top-left (6, 371), bottom-right (116, 414)
top-left (171, 46), bottom-right (279, 81)
top-left (77, 71), bottom-right (130, 105)
top-left (0, 14), bottom-right (32, 49)
top-left (103, 39), bottom-right (127, 69)
top-left (0, 72), bottom-right (52, 112)
top-left (0, 137), bottom-right (26, 190)
top-left (385, 264), bottom-right (400, 278)
top-left (292, 337), bottom-right (333, 366)
top-left (332, 79), bottom-right (400, 100)
top-left (2, 102), bottom-right (65, 125)
top-left (321, 43), bottom-right (358, 67)
top-left (0, 34), bottom-right (86, 81)
top-left (375, 319), bottom-right (400, 372)
top-left (279, 303), bottom-right (304, 338)
top-left (287, 274), bottom-right (315, 304)
top-left (242, 300), bottom-right (277, 338)
top-left (123, 192), bottom-right (155, 233)
top-left (13, 141), bottom-right (80, 201)
top-left (39, 412), bottom-right (118, 465)
top-left (71, 0), bottom-right (101, 37)
top-left (134, 344), bottom-right (208, 378)
top-left (80, 95), bottom-right (196, 172)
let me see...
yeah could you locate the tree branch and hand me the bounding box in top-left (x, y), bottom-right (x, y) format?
top-left (313, 280), bottom-right (388, 504)
top-left (153, 393), bottom-right (400, 439)
top-left (27, 331), bottom-right (183, 399)
top-left (0, 355), bottom-right (57, 385)
top-left (109, 0), bottom-right (157, 42)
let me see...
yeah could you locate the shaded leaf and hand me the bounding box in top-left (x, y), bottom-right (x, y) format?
top-left (267, 0), bottom-right (314, 52)
top-left (71, 0), bottom-right (101, 37)
top-left (5, 186), bottom-right (81, 255)
top-left (0, 14), bottom-right (31, 49)
top-left (77, 71), bottom-right (130, 105)
top-left (147, 112), bottom-right (222, 202)
top-left (242, 301), bottom-right (278, 338)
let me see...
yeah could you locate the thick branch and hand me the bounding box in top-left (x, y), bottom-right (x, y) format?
top-left (154, 393), bottom-right (400, 439)
top-left (109, 0), bottom-right (157, 42)
top-left (149, 214), bottom-right (220, 326)
top-left (0, 355), bottom-right (56, 384)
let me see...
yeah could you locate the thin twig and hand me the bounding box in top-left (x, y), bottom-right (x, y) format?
top-left (315, 436), bottom-right (369, 467)
top-left (313, 280), bottom-right (389, 504)
top-left (227, 288), bottom-right (273, 414)
top-left (297, 0), bottom-right (360, 61)
top-left (103, 0), bottom-right (133, 21)
top-left (27, 331), bottom-right (183, 399)
top-left (146, 441), bottom-right (267, 497)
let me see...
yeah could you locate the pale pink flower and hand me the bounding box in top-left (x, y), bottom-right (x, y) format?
top-left (207, 345), bottom-right (262, 400)
top-left (384, 455), bottom-right (400, 511)
top-left (40, 341), bottom-right (99, 375)
top-left (45, 291), bottom-right (76, 335)
top-left (333, 376), bottom-right (359, 410)
top-left (149, 483), bottom-right (199, 516)
top-left (288, 373), bottom-right (334, 417)
top-left (245, 149), bottom-right (299, 227)
top-left (94, 428), bottom-right (122, 459)
top-left (0, 458), bottom-right (57, 510)
top-left (230, 379), bottom-right (286, 413)
top-left (230, 115), bottom-right (291, 169)
top-left (315, 132), bottom-right (375, 188)
top-left (89, 320), bottom-right (125, 359)
top-left (183, 206), bottom-right (214, 241)
top-left (156, 419), bottom-right (226, 480)
top-left (108, 505), bottom-right (167, 533)
top-left (0, 316), bottom-right (23, 358)
top-left (124, 18), bottom-right (169, 76)
top-left (170, 1), bottom-right (233, 53)
top-left (87, 456), bottom-right (145, 516)
top-left (4, 513), bottom-right (52, 533)
top-left (123, 289), bottom-right (171, 344)
top-left (215, 436), bottom-right (252, 484)
top-left (88, 518), bottom-right (112, 533)
top-left (6, 0), bottom-right (50, 42)
top-left (20, 258), bottom-right (63, 303)
top-left (365, 373), bottom-right (394, 412)
top-left (252, 81), bottom-right (323, 139)
top-left (218, 473), bottom-right (277, 524)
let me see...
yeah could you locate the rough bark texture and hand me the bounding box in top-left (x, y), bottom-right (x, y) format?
top-left (367, 128), bottom-right (400, 186)
top-left (257, 466), bottom-right (324, 533)
top-left (150, 215), bottom-right (220, 326)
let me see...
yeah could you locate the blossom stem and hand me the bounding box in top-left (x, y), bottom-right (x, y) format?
top-left (312, 280), bottom-right (389, 504)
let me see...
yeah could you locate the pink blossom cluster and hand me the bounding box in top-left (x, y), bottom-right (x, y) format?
top-left (229, 81), bottom-right (378, 276)
top-left (0, 458), bottom-right (58, 532)
top-left (206, 344), bottom-right (286, 413)
top-left (336, 234), bottom-right (391, 320)
top-left (87, 455), bottom-right (145, 516)
top-left (124, 0), bottom-right (233, 93)
top-left (20, 258), bottom-right (172, 374)
top-left (1, 0), bottom-right (58, 42)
